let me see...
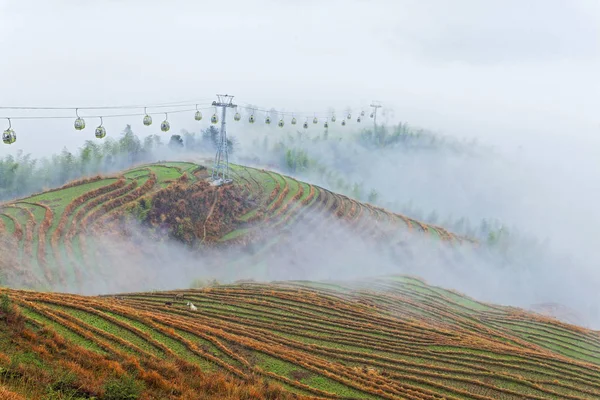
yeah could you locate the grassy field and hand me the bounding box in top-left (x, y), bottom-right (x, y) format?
top-left (2, 276), bottom-right (600, 399)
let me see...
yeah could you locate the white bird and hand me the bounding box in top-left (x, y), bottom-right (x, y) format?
top-left (186, 301), bottom-right (197, 311)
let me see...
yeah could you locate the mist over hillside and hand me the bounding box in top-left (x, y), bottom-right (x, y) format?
top-left (231, 122), bottom-right (600, 327)
top-left (2, 119), bottom-right (597, 328)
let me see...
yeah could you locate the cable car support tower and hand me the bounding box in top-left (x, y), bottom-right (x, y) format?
top-left (211, 94), bottom-right (236, 186)
top-left (370, 101), bottom-right (382, 131)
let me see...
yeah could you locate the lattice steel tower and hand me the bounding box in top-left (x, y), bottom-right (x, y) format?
top-left (370, 101), bottom-right (382, 130)
top-left (211, 94), bottom-right (236, 185)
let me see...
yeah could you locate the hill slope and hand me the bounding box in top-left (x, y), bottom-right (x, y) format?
top-left (1, 162), bottom-right (599, 399)
top-left (2, 276), bottom-right (600, 399)
top-left (0, 162), bottom-right (465, 292)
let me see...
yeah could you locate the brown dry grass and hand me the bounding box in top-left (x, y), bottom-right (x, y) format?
top-left (0, 387), bottom-right (27, 400)
top-left (0, 297), bottom-right (303, 400)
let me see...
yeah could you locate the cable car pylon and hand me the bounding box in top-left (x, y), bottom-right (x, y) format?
top-left (211, 94), bottom-right (236, 186)
top-left (370, 100), bottom-right (382, 130)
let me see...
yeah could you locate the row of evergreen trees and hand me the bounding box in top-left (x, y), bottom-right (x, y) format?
top-left (0, 125), bottom-right (227, 201)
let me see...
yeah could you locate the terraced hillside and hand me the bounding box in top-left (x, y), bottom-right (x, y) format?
top-left (0, 162), bottom-right (203, 290)
top-left (0, 162), bottom-right (465, 291)
top-left (2, 276), bottom-right (600, 399)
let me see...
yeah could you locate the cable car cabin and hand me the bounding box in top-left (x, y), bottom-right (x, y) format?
top-left (313, 117), bottom-right (318, 124)
top-left (211, 114), bottom-right (218, 124)
top-left (265, 116), bottom-right (271, 124)
top-left (303, 122), bottom-right (309, 129)
top-left (143, 115), bottom-right (153, 126)
top-left (2, 129), bottom-right (16, 144)
top-left (95, 126), bottom-right (106, 139)
top-left (324, 122), bottom-right (329, 129)
top-left (341, 120), bottom-right (346, 126)
top-left (278, 119), bottom-right (284, 127)
top-left (357, 117), bottom-right (361, 123)
top-left (347, 114), bottom-right (351, 120)
top-left (74, 117), bottom-right (86, 130)
top-left (234, 112), bottom-right (241, 121)
top-left (249, 115), bottom-right (255, 123)
top-left (370, 113), bottom-right (374, 118)
top-left (361, 111), bottom-right (365, 116)
top-left (331, 115), bottom-right (337, 122)
top-left (161, 120), bottom-right (170, 132)
top-left (195, 111), bottom-right (203, 121)
top-left (291, 117), bottom-right (297, 125)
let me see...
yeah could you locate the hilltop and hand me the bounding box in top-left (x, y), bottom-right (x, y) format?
top-left (2, 276), bottom-right (600, 399)
top-left (0, 162), bottom-right (464, 292)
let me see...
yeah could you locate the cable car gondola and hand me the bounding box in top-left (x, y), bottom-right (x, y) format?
top-left (331, 115), bottom-right (336, 122)
top-left (194, 111), bottom-right (203, 121)
top-left (361, 111), bottom-right (365, 117)
top-left (161, 113), bottom-right (170, 132)
top-left (95, 126), bottom-right (106, 139)
top-left (234, 112), bottom-right (241, 121)
top-left (324, 121), bottom-right (329, 129)
top-left (278, 119), bottom-right (284, 127)
top-left (291, 117), bottom-right (297, 125)
top-left (2, 119), bottom-right (16, 144)
top-left (211, 114), bottom-right (218, 124)
top-left (303, 120), bottom-right (309, 129)
top-left (347, 113), bottom-right (351, 120)
top-left (313, 117), bottom-right (318, 124)
top-left (74, 118), bottom-right (85, 130)
top-left (143, 108), bottom-right (152, 126)
top-left (249, 114), bottom-right (255, 123)
top-left (265, 116), bottom-right (271, 124)
top-left (95, 117), bottom-right (106, 139)
top-left (370, 112), bottom-right (374, 118)
top-left (74, 109), bottom-right (85, 130)
top-left (357, 116), bottom-right (361, 123)
top-left (2, 129), bottom-right (16, 144)
top-left (341, 120), bottom-right (346, 126)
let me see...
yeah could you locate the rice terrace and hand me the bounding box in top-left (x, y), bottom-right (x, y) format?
top-left (2, 1), bottom-right (600, 399)
top-left (0, 158), bottom-right (599, 399)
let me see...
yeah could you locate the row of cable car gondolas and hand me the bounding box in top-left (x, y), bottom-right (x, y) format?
top-left (3, 109), bottom-right (375, 144)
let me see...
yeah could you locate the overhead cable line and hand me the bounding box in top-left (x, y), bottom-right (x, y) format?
top-left (1, 107), bottom-right (209, 120)
top-left (2, 95), bottom-right (382, 146)
top-left (235, 103), bottom-right (342, 118)
top-left (0, 98), bottom-right (214, 111)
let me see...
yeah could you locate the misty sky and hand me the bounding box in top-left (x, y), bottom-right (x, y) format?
top-left (0, 0), bottom-right (598, 156)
